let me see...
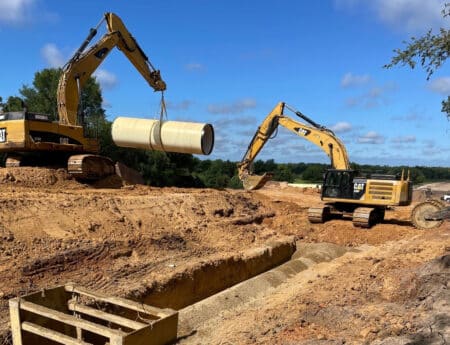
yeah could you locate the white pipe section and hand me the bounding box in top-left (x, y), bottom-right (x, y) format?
top-left (112, 117), bottom-right (214, 155)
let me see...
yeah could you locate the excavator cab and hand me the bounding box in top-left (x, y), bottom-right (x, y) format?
top-left (322, 169), bottom-right (355, 199)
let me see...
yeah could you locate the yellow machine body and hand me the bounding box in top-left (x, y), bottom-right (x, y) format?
top-left (238, 102), bottom-right (412, 228)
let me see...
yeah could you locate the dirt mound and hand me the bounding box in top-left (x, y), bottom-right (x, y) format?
top-left (417, 181), bottom-right (450, 192)
top-left (0, 167), bottom-right (81, 189)
top-left (0, 167), bottom-right (448, 343)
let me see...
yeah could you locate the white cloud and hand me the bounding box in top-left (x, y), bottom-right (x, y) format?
top-left (0, 0), bottom-right (34, 24)
top-left (102, 99), bottom-right (112, 109)
top-left (41, 43), bottom-right (65, 68)
top-left (341, 73), bottom-right (371, 88)
top-left (329, 121), bottom-right (353, 133)
top-left (421, 147), bottom-right (442, 156)
top-left (335, 0), bottom-right (447, 33)
top-left (207, 98), bottom-right (256, 115)
top-left (165, 100), bottom-right (193, 111)
top-left (40, 43), bottom-right (118, 90)
top-left (215, 115), bottom-right (257, 128)
top-left (94, 69), bottom-right (118, 90)
top-left (391, 109), bottom-right (427, 122)
top-left (423, 139), bottom-right (436, 149)
top-left (345, 82), bottom-right (396, 109)
top-left (185, 63), bottom-right (205, 72)
top-left (428, 76), bottom-right (450, 95)
top-left (391, 135), bottom-right (416, 143)
top-left (357, 131), bottom-right (385, 144)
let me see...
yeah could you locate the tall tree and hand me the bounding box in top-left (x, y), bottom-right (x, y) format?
top-left (385, 4), bottom-right (450, 118)
top-left (19, 68), bottom-right (105, 125)
top-left (20, 69), bottom-right (62, 119)
top-left (0, 96), bottom-right (24, 112)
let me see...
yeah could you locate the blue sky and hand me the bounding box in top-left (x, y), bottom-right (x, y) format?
top-left (0, 0), bottom-right (449, 167)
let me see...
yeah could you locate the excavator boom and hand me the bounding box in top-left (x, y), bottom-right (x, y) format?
top-left (238, 102), bottom-right (350, 190)
top-left (57, 12), bottom-right (166, 126)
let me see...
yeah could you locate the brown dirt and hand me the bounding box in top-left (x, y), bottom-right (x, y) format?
top-left (0, 168), bottom-right (448, 344)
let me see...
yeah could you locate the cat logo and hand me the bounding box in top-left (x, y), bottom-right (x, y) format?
top-left (353, 182), bottom-right (365, 192)
top-left (294, 127), bottom-right (310, 136)
top-left (0, 128), bottom-right (6, 143)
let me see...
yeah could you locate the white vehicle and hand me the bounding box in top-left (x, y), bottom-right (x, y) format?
top-left (442, 194), bottom-right (450, 203)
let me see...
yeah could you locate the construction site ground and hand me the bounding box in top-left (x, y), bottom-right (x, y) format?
top-left (0, 167), bottom-right (448, 344)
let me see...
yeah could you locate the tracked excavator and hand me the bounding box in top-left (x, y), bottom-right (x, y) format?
top-left (238, 102), bottom-right (414, 228)
top-left (0, 13), bottom-right (166, 179)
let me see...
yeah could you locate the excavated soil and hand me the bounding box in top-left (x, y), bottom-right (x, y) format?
top-left (0, 168), bottom-right (448, 344)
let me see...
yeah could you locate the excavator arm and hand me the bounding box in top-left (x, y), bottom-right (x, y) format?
top-left (238, 102), bottom-right (351, 190)
top-left (57, 12), bottom-right (166, 126)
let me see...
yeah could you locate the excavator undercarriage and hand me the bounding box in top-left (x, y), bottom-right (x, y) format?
top-left (67, 154), bottom-right (116, 180)
top-left (307, 205), bottom-right (386, 228)
top-left (0, 110), bottom-right (116, 180)
top-left (5, 152), bottom-right (116, 180)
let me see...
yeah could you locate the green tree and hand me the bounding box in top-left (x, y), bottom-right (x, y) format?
top-left (410, 167), bottom-right (426, 184)
top-left (385, 3), bottom-right (450, 118)
top-left (19, 68), bottom-right (105, 126)
top-left (228, 175), bottom-right (243, 189)
top-left (273, 164), bottom-right (294, 183)
top-left (79, 77), bottom-right (106, 134)
top-left (0, 96), bottom-right (24, 112)
top-left (20, 68), bottom-right (62, 119)
top-left (301, 164), bottom-right (325, 182)
top-left (253, 159), bottom-right (277, 174)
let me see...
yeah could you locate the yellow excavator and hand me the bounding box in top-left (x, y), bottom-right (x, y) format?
top-left (0, 13), bottom-right (166, 179)
top-left (238, 102), bottom-right (413, 228)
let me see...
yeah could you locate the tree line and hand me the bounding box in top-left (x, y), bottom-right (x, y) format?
top-left (1, 68), bottom-right (449, 189)
top-left (190, 159), bottom-right (450, 189)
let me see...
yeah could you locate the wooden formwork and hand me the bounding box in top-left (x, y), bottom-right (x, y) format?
top-left (9, 283), bottom-right (178, 345)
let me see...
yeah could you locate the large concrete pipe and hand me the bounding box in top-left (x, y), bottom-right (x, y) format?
top-left (112, 117), bottom-right (214, 155)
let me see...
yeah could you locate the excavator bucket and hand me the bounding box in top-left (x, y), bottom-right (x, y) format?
top-left (242, 173), bottom-right (274, 190)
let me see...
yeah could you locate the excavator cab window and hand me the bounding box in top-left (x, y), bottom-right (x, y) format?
top-left (322, 169), bottom-right (355, 199)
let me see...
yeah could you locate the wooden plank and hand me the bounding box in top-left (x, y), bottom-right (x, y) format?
top-left (65, 284), bottom-right (173, 318)
top-left (109, 335), bottom-right (125, 345)
top-left (20, 301), bottom-right (124, 339)
top-left (9, 298), bottom-right (23, 345)
top-left (21, 322), bottom-right (92, 345)
top-left (67, 301), bottom-right (147, 330)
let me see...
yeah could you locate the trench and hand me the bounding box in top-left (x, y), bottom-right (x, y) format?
top-left (178, 242), bottom-right (360, 338)
top-left (124, 237), bottom-right (361, 341)
top-left (127, 237), bottom-right (297, 310)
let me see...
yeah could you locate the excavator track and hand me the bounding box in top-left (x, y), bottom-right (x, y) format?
top-left (68, 154), bottom-right (116, 180)
top-left (411, 200), bottom-right (445, 230)
top-left (352, 207), bottom-right (378, 228)
top-left (5, 155), bottom-right (22, 167)
top-left (307, 206), bottom-right (331, 223)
